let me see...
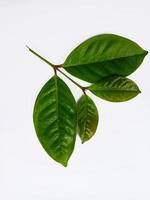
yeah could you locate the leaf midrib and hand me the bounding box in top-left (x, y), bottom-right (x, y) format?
top-left (64, 51), bottom-right (147, 68)
top-left (82, 96), bottom-right (90, 141)
top-left (90, 88), bottom-right (139, 93)
top-left (54, 76), bottom-right (63, 152)
top-left (82, 96), bottom-right (88, 139)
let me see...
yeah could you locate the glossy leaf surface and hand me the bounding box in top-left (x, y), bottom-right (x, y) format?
top-left (64, 34), bottom-right (148, 83)
top-left (77, 95), bottom-right (99, 143)
top-left (33, 75), bottom-right (77, 166)
top-left (89, 76), bottom-right (141, 102)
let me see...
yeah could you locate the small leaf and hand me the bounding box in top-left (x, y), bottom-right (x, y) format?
top-left (77, 94), bottom-right (99, 143)
top-left (89, 76), bottom-right (141, 102)
top-left (33, 75), bottom-right (77, 166)
top-left (64, 34), bottom-right (148, 83)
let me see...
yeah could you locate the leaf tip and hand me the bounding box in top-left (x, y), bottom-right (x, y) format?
top-left (81, 138), bottom-right (88, 144)
top-left (62, 163), bottom-right (68, 167)
top-left (144, 50), bottom-right (148, 55)
top-left (60, 160), bottom-right (68, 167)
top-left (137, 86), bottom-right (142, 94)
top-left (139, 89), bottom-right (142, 93)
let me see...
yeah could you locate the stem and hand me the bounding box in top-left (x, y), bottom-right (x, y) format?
top-left (57, 68), bottom-right (86, 92)
top-left (54, 68), bottom-right (57, 75)
top-left (26, 46), bottom-right (87, 92)
top-left (26, 46), bottom-right (55, 67)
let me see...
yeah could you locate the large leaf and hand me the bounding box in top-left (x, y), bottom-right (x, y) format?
top-left (77, 94), bottom-right (99, 143)
top-left (64, 34), bottom-right (148, 83)
top-left (89, 76), bottom-right (141, 102)
top-left (33, 75), bottom-right (77, 166)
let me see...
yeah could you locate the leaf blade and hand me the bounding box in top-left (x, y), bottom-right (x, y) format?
top-left (89, 76), bottom-right (141, 102)
top-left (33, 75), bottom-right (77, 166)
top-left (77, 95), bottom-right (99, 143)
top-left (64, 34), bottom-right (148, 83)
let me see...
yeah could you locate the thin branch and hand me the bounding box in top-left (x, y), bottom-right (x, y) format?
top-left (26, 46), bottom-right (87, 92)
top-left (57, 68), bottom-right (86, 91)
top-left (26, 46), bottom-right (55, 68)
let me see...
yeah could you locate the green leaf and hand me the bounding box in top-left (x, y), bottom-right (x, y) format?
top-left (77, 94), bottom-right (99, 143)
top-left (33, 75), bottom-right (77, 167)
top-left (89, 76), bottom-right (141, 102)
top-left (64, 34), bottom-right (148, 83)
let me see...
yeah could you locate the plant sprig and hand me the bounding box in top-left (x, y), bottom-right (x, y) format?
top-left (27, 34), bottom-right (148, 166)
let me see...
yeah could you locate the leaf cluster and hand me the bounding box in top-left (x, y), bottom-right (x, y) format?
top-left (28, 34), bottom-right (148, 166)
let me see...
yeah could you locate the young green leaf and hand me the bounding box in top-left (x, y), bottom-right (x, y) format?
top-left (77, 94), bottom-right (99, 143)
top-left (89, 76), bottom-right (141, 102)
top-left (33, 75), bottom-right (77, 167)
top-left (64, 34), bottom-right (148, 83)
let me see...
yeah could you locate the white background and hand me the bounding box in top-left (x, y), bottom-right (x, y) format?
top-left (0, 0), bottom-right (150, 199)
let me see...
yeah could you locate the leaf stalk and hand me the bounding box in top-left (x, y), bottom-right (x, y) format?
top-left (26, 46), bottom-right (87, 93)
